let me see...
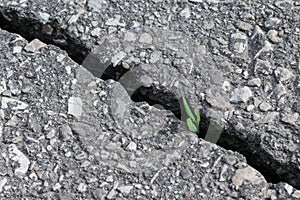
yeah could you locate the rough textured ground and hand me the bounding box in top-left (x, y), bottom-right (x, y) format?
top-left (0, 0), bottom-right (300, 199)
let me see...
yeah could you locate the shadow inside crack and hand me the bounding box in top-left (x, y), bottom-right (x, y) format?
top-left (0, 9), bottom-right (89, 64)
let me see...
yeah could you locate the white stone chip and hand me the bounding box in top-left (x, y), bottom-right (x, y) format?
top-left (8, 144), bottom-right (30, 176)
top-left (126, 141), bottom-right (137, 151)
top-left (68, 97), bottom-right (83, 117)
top-left (0, 177), bottom-right (8, 192)
top-left (111, 51), bottom-right (126, 67)
top-left (117, 185), bottom-right (133, 195)
top-left (1, 97), bottom-right (29, 110)
top-left (24, 39), bottom-right (47, 52)
top-left (232, 166), bottom-right (266, 189)
top-left (230, 86), bottom-right (253, 103)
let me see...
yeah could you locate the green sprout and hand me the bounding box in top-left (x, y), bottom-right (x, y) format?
top-left (182, 97), bottom-right (200, 133)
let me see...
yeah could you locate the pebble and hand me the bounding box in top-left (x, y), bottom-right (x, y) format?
top-left (281, 113), bottom-right (299, 125)
top-left (268, 30), bottom-right (281, 43)
top-left (180, 168), bottom-right (193, 180)
top-left (232, 166), bottom-right (266, 188)
top-left (259, 102), bottom-right (272, 112)
top-left (139, 33), bottom-right (153, 44)
top-left (24, 39), bottom-right (47, 52)
top-left (180, 7), bottom-right (191, 18)
top-left (230, 86), bottom-right (253, 103)
top-left (230, 32), bottom-right (248, 54)
top-left (0, 177), bottom-right (8, 192)
top-left (252, 113), bottom-right (260, 121)
top-left (68, 97), bottom-right (83, 117)
top-left (117, 185), bottom-right (133, 195)
top-left (111, 51), bottom-right (126, 67)
top-left (8, 144), bottom-right (30, 176)
top-left (77, 183), bottom-right (87, 192)
top-left (1, 97), bottom-right (28, 110)
top-left (247, 78), bottom-right (261, 87)
top-left (126, 141), bottom-right (137, 151)
top-left (276, 67), bottom-right (294, 82)
top-left (124, 31), bottom-right (136, 42)
top-left (264, 17), bottom-right (281, 28)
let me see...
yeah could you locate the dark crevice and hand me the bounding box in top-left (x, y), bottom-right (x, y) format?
top-left (0, 9), bottom-right (89, 64)
top-left (131, 85), bottom-right (181, 119)
top-left (1, 8), bottom-right (299, 190)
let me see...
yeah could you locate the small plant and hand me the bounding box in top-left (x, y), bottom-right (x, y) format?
top-left (182, 97), bottom-right (200, 133)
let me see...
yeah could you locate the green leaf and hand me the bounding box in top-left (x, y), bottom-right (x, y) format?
top-left (194, 110), bottom-right (201, 126)
top-left (182, 97), bottom-right (196, 123)
top-left (187, 118), bottom-right (198, 133)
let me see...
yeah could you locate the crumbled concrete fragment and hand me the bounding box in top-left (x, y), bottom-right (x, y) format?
top-left (259, 102), bottom-right (272, 112)
top-left (117, 185), bottom-right (133, 195)
top-left (1, 97), bottom-right (28, 110)
top-left (126, 141), bottom-right (137, 151)
top-left (111, 51), bottom-right (126, 67)
top-left (68, 97), bottom-right (83, 117)
top-left (284, 183), bottom-right (293, 195)
top-left (230, 86), bottom-right (253, 103)
top-left (180, 7), bottom-right (191, 18)
top-left (0, 177), bottom-right (7, 192)
top-left (139, 33), bottom-right (153, 44)
top-left (231, 32), bottom-right (248, 54)
top-left (292, 190), bottom-right (300, 198)
top-left (105, 15), bottom-right (125, 27)
top-left (24, 39), bottom-right (47, 52)
top-left (276, 67), bottom-right (294, 82)
top-left (281, 113), bottom-right (299, 125)
top-left (124, 31), bottom-right (136, 42)
top-left (77, 183), bottom-right (87, 192)
top-left (232, 166), bottom-right (266, 188)
top-left (248, 78), bottom-right (262, 87)
top-left (8, 144), bottom-right (30, 176)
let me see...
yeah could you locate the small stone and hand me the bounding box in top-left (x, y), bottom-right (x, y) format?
top-left (53, 183), bottom-right (61, 191)
top-left (246, 105), bottom-right (255, 112)
top-left (180, 168), bottom-right (193, 180)
top-left (264, 17), bottom-right (281, 28)
top-left (139, 33), bottom-right (153, 44)
top-left (13, 46), bottom-right (22, 54)
top-left (124, 31), bottom-right (136, 42)
top-left (281, 113), bottom-right (299, 125)
top-left (230, 86), bottom-right (253, 103)
top-left (267, 30), bottom-right (281, 43)
top-left (149, 51), bottom-right (162, 63)
top-left (292, 190), bottom-right (300, 198)
top-left (259, 102), bottom-right (272, 112)
top-left (230, 32), bottom-right (248, 54)
top-left (105, 15), bottom-right (125, 27)
top-left (232, 166), bottom-right (266, 188)
top-left (275, 67), bottom-right (294, 82)
top-left (24, 39), bottom-right (47, 52)
top-left (0, 177), bottom-right (8, 192)
top-left (273, 83), bottom-right (287, 99)
top-left (68, 97), bottom-right (83, 117)
top-left (284, 183), bottom-right (293, 195)
top-left (106, 175), bottom-right (114, 183)
top-left (37, 12), bottom-right (50, 23)
top-left (77, 183), bottom-right (87, 192)
top-left (236, 21), bottom-right (253, 31)
top-left (117, 185), bottom-right (133, 195)
top-left (8, 144), bottom-right (30, 176)
top-left (126, 141), bottom-right (137, 151)
top-left (252, 113), bottom-right (261, 121)
top-left (42, 24), bottom-right (53, 35)
top-left (111, 51), bottom-right (126, 67)
top-left (91, 28), bottom-right (101, 37)
top-left (180, 7), bottom-right (191, 18)
top-left (1, 97), bottom-right (28, 110)
top-left (248, 78), bottom-right (261, 87)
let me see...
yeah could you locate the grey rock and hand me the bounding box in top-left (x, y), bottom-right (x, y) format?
top-left (68, 97), bottom-right (83, 117)
top-left (180, 168), bottom-right (193, 180)
top-left (117, 185), bottom-right (133, 195)
top-left (8, 144), bottom-right (30, 176)
top-left (24, 39), bottom-right (47, 52)
top-left (230, 86), bottom-right (253, 103)
top-left (259, 102), bottom-right (273, 112)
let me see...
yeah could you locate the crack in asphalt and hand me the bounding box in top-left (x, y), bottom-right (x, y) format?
top-left (1, 9), bottom-right (299, 190)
